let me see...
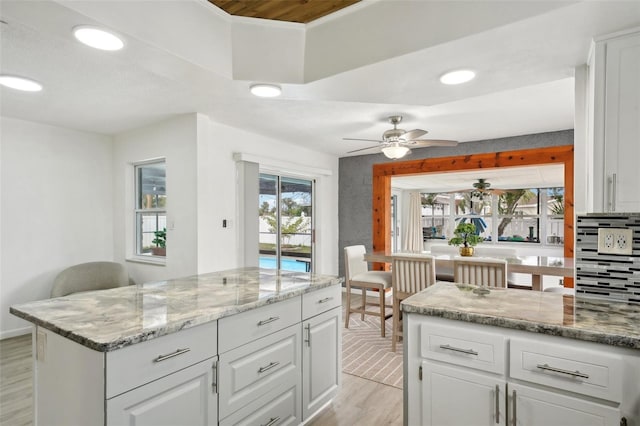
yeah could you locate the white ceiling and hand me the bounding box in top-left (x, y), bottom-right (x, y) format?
top-left (1, 1), bottom-right (639, 157)
top-left (391, 164), bottom-right (565, 192)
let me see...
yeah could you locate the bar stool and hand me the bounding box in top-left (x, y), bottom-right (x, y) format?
top-left (344, 245), bottom-right (392, 337)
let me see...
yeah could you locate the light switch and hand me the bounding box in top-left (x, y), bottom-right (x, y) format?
top-left (598, 228), bottom-right (633, 255)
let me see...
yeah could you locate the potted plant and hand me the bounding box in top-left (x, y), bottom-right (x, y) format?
top-left (448, 222), bottom-right (483, 256)
top-left (151, 227), bottom-right (166, 256)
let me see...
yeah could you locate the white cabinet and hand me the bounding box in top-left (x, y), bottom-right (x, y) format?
top-left (406, 315), bottom-right (639, 426)
top-left (508, 382), bottom-right (619, 426)
top-left (421, 361), bottom-right (506, 426)
top-left (107, 357), bottom-right (218, 426)
top-left (302, 307), bottom-right (341, 420)
top-left (588, 29), bottom-right (640, 212)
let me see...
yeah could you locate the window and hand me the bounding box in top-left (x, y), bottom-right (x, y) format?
top-left (135, 160), bottom-right (166, 257)
top-left (421, 186), bottom-right (564, 245)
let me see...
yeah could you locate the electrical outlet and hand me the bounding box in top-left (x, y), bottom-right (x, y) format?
top-left (598, 228), bottom-right (633, 255)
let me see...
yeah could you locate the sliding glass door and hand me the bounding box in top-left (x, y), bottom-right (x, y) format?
top-left (259, 174), bottom-right (314, 272)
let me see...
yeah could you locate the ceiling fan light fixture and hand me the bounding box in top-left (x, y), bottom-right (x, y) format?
top-left (0, 75), bottom-right (43, 92)
top-left (440, 69), bottom-right (476, 85)
top-left (73, 26), bottom-right (124, 51)
top-left (382, 144), bottom-right (410, 159)
top-left (250, 83), bottom-right (282, 98)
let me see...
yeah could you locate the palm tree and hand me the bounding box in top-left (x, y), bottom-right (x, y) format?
top-left (497, 190), bottom-right (535, 237)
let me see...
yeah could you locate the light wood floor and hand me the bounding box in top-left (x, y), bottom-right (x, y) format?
top-left (0, 334), bottom-right (32, 426)
top-left (0, 331), bottom-right (402, 426)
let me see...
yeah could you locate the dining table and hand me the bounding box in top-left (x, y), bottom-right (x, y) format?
top-left (364, 251), bottom-right (575, 291)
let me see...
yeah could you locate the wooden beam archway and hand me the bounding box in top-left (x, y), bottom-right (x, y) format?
top-left (372, 145), bottom-right (574, 286)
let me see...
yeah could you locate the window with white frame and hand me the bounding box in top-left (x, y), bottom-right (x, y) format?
top-left (421, 187), bottom-right (564, 245)
top-left (135, 160), bottom-right (166, 257)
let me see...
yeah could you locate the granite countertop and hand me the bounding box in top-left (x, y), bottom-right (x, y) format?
top-left (10, 267), bottom-right (342, 352)
top-left (402, 282), bottom-right (640, 349)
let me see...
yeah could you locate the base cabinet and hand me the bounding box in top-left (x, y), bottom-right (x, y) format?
top-left (508, 383), bottom-right (620, 426)
top-left (421, 362), bottom-right (506, 426)
top-left (107, 358), bottom-right (218, 426)
top-left (406, 315), bottom-right (639, 426)
top-left (302, 306), bottom-right (341, 420)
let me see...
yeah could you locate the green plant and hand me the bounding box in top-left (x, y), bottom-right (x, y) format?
top-left (448, 222), bottom-right (483, 248)
top-left (152, 227), bottom-right (166, 248)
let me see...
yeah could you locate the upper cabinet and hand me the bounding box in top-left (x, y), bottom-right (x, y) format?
top-left (588, 28), bottom-right (640, 213)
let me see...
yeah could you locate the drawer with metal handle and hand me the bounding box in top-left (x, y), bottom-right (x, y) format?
top-left (219, 296), bottom-right (301, 353)
top-left (106, 320), bottom-right (217, 398)
top-left (302, 285), bottom-right (341, 319)
top-left (219, 383), bottom-right (300, 426)
top-left (419, 319), bottom-right (506, 374)
top-left (219, 324), bottom-right (301, 419)
top-left (510, 337), bottom-right (624, 402)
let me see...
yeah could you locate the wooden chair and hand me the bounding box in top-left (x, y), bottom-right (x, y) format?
top-left (391, 255), bottom-right (436, 352)
top-left (453, 257), bottom-right (508, 288)
top-left (344, 245), bottom-right (392, 337)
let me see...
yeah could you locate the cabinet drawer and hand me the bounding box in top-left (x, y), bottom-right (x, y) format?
top-left (219, 384), bottom-right (300, 426)
top-left (106, 321), bottom-right (217, 398)
top-left (219, 324), bottom-right (301, 419)
top-left (302, 285), bottom-right (341, 319)
top-left (219, 296), bottom-right (301, 353)
top-left (420, 321), bottom-right (506, 374)
top-left (510, 337), bottom-right (623, 402)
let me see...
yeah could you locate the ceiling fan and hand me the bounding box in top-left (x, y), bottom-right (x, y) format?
top-left (466, 179), bottom-right (506, 201)
top-left (343, 115), bottom-right (458, 159)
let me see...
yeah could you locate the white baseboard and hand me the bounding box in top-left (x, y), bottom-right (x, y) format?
top-left (0, 325), bottom-right (33, 340)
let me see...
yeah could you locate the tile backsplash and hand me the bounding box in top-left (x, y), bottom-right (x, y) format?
top-left (576, 213), bottom-right (640, 303)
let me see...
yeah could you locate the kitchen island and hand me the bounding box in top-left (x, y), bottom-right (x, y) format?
top-left (402, 282), bottom-right (640, 426)
top-left (10, 267), bottom-right (343, 426)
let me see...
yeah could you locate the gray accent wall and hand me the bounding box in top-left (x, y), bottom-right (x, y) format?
top-left (338, 130), bottom-right (574, 276)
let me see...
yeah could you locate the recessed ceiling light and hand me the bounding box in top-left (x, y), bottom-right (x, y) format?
top-left (0, 75), bottom-right (43, 92)
top-left (440, 69), bottom-right (476, 85)
top-left (250, 83), bottom-right (282, 98)
top-left (73, 26), bottom-right (124, 51)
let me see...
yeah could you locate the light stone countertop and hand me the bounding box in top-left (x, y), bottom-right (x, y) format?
top-left (402, 282), bottom-right (640, 349)
top-left (10, 267), bottom-right (343, 352)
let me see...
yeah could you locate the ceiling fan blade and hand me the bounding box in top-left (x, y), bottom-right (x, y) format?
top-left (408, 139), bottom-right (459, 147)
top-left (401, 129), bottom-right (427, 140)
top-left (346, 145), bottom-right (381, 154)
top-left (343, 137), bottom-right (384, 143)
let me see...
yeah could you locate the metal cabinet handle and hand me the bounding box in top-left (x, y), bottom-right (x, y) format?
top-left (439, 344), bottom-right (478, 356)
top-left (258, 361), bottom-right (280, 374)
top-left (262, 416), bottom-right (280, 426)
top-left (495, 385), bottom-right (499, 424)
top-left (211, 360), bottom-right (218, 394)
top-left (612, 173), bottom-right (617, 212)
top-left (257, 316), bottom-right (280, 326)
top-left (512, 389), bottom-right (517, 426)
top-left (154, 348), bottom-right (190, 363)
top-left (536, 363), bottom-right (589, 379)
top-left (318, 297), bottom-right (333, 304)
top-left (305, 323), bottom-right (311, 347)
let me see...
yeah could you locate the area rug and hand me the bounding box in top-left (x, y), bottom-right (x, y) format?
top-left (342, 302), bottom-right (403, 389)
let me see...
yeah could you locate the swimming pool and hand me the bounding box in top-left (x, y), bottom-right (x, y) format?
top-left (259, 257), bottom-right (309, 272)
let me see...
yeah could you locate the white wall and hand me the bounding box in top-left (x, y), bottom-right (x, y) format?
top-left (196, 116), bottom-right (339, 275)
top-left (0, 117), bottom-right (114, 338)
top-left (0, 112), bottom-right (340, 338)
top-left (112, 114), bottom-right (199, 285)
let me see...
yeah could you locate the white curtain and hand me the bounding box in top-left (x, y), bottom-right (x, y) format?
top-left (402, 191), bottom-right (423, 252)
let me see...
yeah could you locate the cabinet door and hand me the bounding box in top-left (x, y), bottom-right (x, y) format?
top-left (604, 32), bottom-right (640, 212)
top-left (302, 307), bottom-right (341, 421)
top-left (106, 357), bottom-right (217, 426)
top-left (421, 361), bottom-right (506, 426)
top-left (508, 382), bottom-right (620, 426)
